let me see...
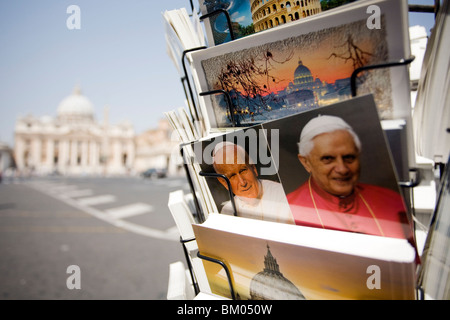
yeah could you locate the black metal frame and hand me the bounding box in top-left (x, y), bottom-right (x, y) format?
top-left (180, 237), bottom-right (200, 295)
top-left (179, 145), bottom-right (206, 223)
top-left (350, 56), bottom-right (415, 97)
top-left (199, 89), bottom-right (238, 127)
top-left (199, 8), bottom-right (236, 42)
top-left (197, 251), bottom-right (237, 300)
top-left (408, 0), bottom-right (440, 17)
top-left (199, 171), bottom-right (237, 216)
top-left (178, 235), bottom-right (238, 299)
top-left (182, 47), bottom-right (207, 124)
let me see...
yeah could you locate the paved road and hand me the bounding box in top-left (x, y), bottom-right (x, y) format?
top-left (0, 175), bottom-right (191, 300)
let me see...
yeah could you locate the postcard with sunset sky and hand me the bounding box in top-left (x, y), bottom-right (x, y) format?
top-left (191, 0), bottom-right (411, 129)
top-left (193, 214), bottom-right (417, 300)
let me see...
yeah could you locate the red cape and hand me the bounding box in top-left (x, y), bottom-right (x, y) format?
top-left (287, 178), bottom-right (413, 239)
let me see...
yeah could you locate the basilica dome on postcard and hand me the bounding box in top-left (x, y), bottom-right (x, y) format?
top-left (249, 245), bottom-right (305, 300)
top-left (293, 60), bottom-right (314, 86)
top-left (57, 86), bottom-right (94, 122)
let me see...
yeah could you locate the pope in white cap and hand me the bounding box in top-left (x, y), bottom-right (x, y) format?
top-left (296, 115), bottom-right (362, 198)
top-left (212, 141), bottom-right (294, 224)
top-left (286, 114), bottom-right (412, 239)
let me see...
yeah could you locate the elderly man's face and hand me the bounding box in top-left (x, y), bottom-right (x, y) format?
top-left (214, 146), bottom-right (261, 199)
top-left (299, 130), bottom-right (360, 197)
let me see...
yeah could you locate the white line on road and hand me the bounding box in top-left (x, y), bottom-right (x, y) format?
top-left (63, 189), bottom-right (94, 198)
top-left (77, 195), bottom-right (116, 206)
top-left (48, 185), bottom-right (79, 192)
top-left (149, 180), bottom-right (187, 188)
top-left (66, 197), bottom-right (177, 241)
top-left (25, 183), bottom-right (179, 241)
top-left (105, 203), bottom-right (154, 220)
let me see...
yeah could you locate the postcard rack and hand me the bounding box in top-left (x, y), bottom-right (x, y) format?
top-left (197, 251), bottom-right (237, 300)
top-left (350, 57), bottom-right (416, 97)
top-left (172, 0), bottom-right (441, 301)
top-left (179, 236), bottom-right (200, 295)
top-left (199, 8), bottom-right (237, 41)
top-left (179, 236), bottom-right (237, 299)
top-left (199, 90), bottom-right (238, 126)
top-left (180, 144), bottom-right (205, 223)
top-left (180, 7), bottom-right (236, 124)
top-left (179, 145), bottom-right (238, 223)
top-left (199, 171), bottom-right (238, 216)
top-left (350, 57), bottom-right (421, 190)
top-left (181, 47), bottom-right (206, 124)
top-left (408, 0), bottom-right (440, 16)
top-left (180, 55), bottom-right (424, 225)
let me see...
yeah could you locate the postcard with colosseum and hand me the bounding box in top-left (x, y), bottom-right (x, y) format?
top-left (191, 0), bottom-right (411, 130)
top-left (199, 0), bottom-right (324, 46)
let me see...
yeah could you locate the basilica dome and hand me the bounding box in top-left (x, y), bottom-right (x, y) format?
top-left (57, 86), bottom-right (94, 121)
top-left (293, 60), bottom-right (314, 86)
top-left (249, 245), bottom-right (305, 300)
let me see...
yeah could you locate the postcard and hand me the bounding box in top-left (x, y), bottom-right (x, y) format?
top-left (191, 94), bottom-right (417, 242)
top-left (191, 125), bottom-right (292, 224)
top-left (198, 0), bottom-right (254, 46)
top-left (198, 0), bottom-right (324, 46)
top-left (191, 0), bottom-right (411, 130)
top-left (193, 213), bottom-right (417, 300)
top-left (265, 94), bottom-right (416, 240)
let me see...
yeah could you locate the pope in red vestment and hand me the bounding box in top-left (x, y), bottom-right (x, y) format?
top-left (287, 115), bottom-right (413, 240)
top-left (287, 177), bottom-right (410, 238)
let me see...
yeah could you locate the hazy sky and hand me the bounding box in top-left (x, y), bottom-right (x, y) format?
top-left (0, 0), bottom-right (436, 145)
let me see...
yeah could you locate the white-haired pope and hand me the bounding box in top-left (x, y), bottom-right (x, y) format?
top-left (287, 115), bottom-right (414, 239)
top-left (212, 141), bottom-right (294, 225)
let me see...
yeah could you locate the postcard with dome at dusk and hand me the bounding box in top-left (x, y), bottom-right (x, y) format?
top-left (193, 214), bottom-right (417, 300)
top-left (190, 0), bottom-right (411, 131)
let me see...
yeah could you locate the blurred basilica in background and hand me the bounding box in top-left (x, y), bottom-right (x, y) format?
top-left (13, 86), bottom-right (181, 177)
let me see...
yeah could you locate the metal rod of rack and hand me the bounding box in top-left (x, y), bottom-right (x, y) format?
top-left (199, 89), bottom-right (238, 127)
top-left (350, 56), bottom-right (415, 97)
top-left (199, 8), bottom-right (236, 41)
top-left (408, 0), bottom-right (440, 17)
top-left (199, 171), bottom-right (238, 217)
top-left (197, 251), bottom-right (237, 300)
top-left (182, 47), bottom-right (207, 124)
top-left (180, 145), bottom-right (206, 223)
top-left (180, 237), bottom-right (200, 295)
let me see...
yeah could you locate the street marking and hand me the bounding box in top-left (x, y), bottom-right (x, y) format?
top-left (77, 195), bottom-right (116, 206)
top-left (63, 189), bottom-right (94, 198)
top-left (48, 185), bottom-right (79, 192)
top-left (0, 225), bottom-right (125, 234)
top-left (165, 225), bottom-right (180, 235)
top-left (24, 182), bottom-right (178, 241)
top-left (105, 203), bottom-right (154, 220)
top-left (165, 181), bottom-right (188, 188)
top-left (150, 180), bottom-right (187, 188)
